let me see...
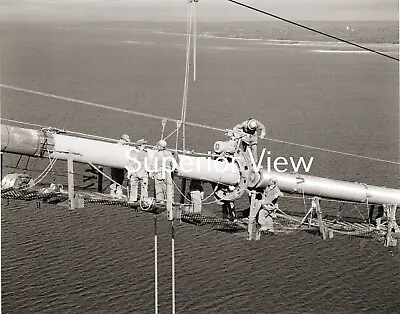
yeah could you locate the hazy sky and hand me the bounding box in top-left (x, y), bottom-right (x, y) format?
top-left (0, 0), bottom-right (398, 21)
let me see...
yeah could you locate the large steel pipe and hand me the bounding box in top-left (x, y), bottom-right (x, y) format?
top-left (258, 170), bottom-right (400, 205)
top-left (1, 125), bottom-right (43, 156)
top-left (3, 124), bottom-right (400, 205)
top-left (1, 125), bottom-right (240, 186)
top-left (51, 134), bottom-right (240, 185)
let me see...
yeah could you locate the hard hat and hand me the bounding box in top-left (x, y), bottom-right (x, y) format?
top-left (136, 139), bottom-right (147, 145)
top-left (247, 119), bottom-right (257, 131)
top-left (157, 139), bottom-right (167, 148)
top-left (121, 134), bottom-right (130, 142)
top-left (263, 203), bottom-right (275, 211)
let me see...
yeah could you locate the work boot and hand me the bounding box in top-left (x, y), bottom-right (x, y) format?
top-left (110, 183), bottom-right (117, 197)
top-left (229, 210), bottom-right (236, 222)
top-left (259, 226), bottom-right (274, 233)
top-left (115, 186), bottom-right (124, 199)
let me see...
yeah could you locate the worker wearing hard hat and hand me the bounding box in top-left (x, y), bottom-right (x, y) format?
top-left (258, 203), bottom-right (277, 233)
top-left (119, 134), bottom-right (130, 143)
top-left (222, 200), bottom-right (236, 221)
top-left (189, 179), bottom-right (204, 213)
top-left (127, 141), bottom-right (149, 203)
top-left (152, 139), bottom-right (176, 203)
top-left (233, 118), bottom-right (266, 162)
top-left (110, 134), bottom-right (130, 198)
top-left (258, 178), bottom-right (283, 233)
top-left (219, 185), bottom-right (237, 221)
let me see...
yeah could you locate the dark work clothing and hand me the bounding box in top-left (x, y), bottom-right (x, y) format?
top-left (111, 168), bottom-right (125, 185)
top-left (189, 180), bottom-right (204, 192)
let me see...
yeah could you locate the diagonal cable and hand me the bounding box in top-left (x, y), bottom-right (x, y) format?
top-left (227, 0), bottom-right (399, 62)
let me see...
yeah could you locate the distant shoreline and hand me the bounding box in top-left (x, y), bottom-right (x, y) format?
top-left (0, 20), bottom-right (398, 44)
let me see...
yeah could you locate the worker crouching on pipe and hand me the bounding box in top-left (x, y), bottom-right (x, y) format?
top-left (232, 118), bottom-right (266, 163)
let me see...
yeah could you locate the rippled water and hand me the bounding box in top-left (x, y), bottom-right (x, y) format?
top-left (1, 22), bottom-right (400, 313)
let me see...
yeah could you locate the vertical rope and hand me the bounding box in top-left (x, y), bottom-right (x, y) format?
top-left (363, 183), bottom-right (370, 224)
top-left (46, 148), bottom-right (57, 182)
top-left (171, 5), bottom-right (194, 311)
top-left (175, 121), bottom-right (181, 153)
top-left (160, 119), bottom-right (167, 140)
top-left (193, 1), bottom-right (197, 82)
top-left (154, 215), bottom-right (158, 314)
top-left (180, 2), bottom-right (193, 153)
top-left (11, 155), bottom-right (23, 174)
top-left (297, 176), bottom-right (307, 213)
top-left (171, 220), bottom-right (176, 314)
top-left (23, 156), bottom-right (31, 171)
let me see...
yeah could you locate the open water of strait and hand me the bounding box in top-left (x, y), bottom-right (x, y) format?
top-left (1, 22), bottom-right (399, 313)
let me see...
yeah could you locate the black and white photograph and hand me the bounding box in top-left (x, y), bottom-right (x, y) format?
top-left (1, 1), bottom-right (399, 313)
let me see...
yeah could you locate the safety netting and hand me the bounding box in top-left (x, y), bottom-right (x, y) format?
top-left (1, 186), bottom-right (388, 238)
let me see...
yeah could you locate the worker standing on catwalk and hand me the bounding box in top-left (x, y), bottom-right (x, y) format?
top-left (257, 178), bottom-right (283, 233)
top-left (189, 179), bottom-right (204, 213)
top-left (152, 140), bottom-right (176, 203)
top-left (110, 134), bottom-right (130, 198)
top-left (127, 140), bottom-right (149, 203)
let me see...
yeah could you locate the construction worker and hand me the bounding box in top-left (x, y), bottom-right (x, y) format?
top-left (262, 178), bottom-right (283, 205)
top-left (189, 179), bottom-right (204, 213)
top-left (368, 204), bottom-right (385, 228)
top-left (110, 134), bottom-right (130, 198)
top-left (392, 220), bottom-right (400, 243)
top-left (233, 118), bottom-right (266, 162)
top-left (258, 178), bottom-right (283, 233)
top-left (220, 185), bottom-right (237, 221)
top-left (152, 139), bottom-right (176, 203)
top-left (258, 204), bottom-right (277, 233)
top-left (222, 200), bottom-right (236, 221)
top-left (127, 141), bottom-right (148, 203)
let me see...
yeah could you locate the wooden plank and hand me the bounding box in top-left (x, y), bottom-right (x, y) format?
top-left (247, 192), bottom-right (256, 240)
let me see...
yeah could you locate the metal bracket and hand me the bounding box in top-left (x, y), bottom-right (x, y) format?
top-left (234, 151), bottom-right (254, 190)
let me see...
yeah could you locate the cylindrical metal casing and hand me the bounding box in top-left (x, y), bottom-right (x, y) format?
top-left (51, 133), bottom-right (132, 167)
top-left (1, 125), bottom-right (42, 156)
top-left (3, 124), bottom-right (400, 205)
top-left (0, 125), bottom-right (240, 185)
top-left (258, 170), bottom-right (400, 205)
top-left (50, 134), bottom-right (240, 185)
top-left (213, 140), bottom-right (236, 154)
top-left (175, 155), bottom-right (240, 184)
